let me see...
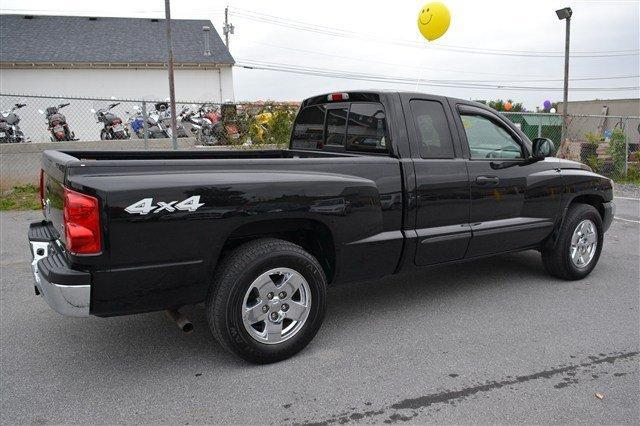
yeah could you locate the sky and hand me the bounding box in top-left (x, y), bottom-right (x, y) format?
top-left (1, 0), bottom-right (639, 109)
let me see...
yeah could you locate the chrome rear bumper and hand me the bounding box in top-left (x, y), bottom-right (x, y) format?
top-left (28, 222), bottom-right (90, 317)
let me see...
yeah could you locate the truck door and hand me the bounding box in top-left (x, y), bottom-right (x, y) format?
top-left (402, 95), bottom-right (471, 266)
top-left (451, 103), bottom-right (560, 258)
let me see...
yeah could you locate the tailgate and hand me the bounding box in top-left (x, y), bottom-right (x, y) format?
top-left (41, 150), bottom-right (80, 244)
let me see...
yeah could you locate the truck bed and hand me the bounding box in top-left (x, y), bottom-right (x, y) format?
top-left (40, 147), bottom-right (405, 316)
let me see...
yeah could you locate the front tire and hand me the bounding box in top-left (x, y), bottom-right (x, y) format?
top-left (542, 203), bottom-right (603, 280)
top-left (206, 238), bottom-right (327, 364)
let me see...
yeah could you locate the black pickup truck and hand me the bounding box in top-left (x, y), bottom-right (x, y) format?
top-left (28, 91), bottom-right (614, 363)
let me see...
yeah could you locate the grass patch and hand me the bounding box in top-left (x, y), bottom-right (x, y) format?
top-left (614, 178), bottom-right (640, 185)
top-left (0, 184), bottom-right (42, 211)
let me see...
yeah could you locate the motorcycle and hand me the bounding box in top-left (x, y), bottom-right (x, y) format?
top-left (38, 103), bottom-right (77, 141)
top-left (148, 102), bottom-right (188, 139)
top-left (91, 102), bottom-right (130, 140)
top-left (125, 106), bottom-right (146, 139)
top-left (179, 103), bottom-right (221, 145)
top-left (0, 103), bottom-right (28, 143)
top-left (181, 102), bottom-right (242, 145)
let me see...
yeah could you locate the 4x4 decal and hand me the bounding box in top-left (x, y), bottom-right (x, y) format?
top-left (125, 196), bottom-right (205, 215)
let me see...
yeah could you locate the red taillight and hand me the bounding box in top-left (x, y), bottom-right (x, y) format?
top-left (63, 187), bottom-right (101, 254)
top-left (39, 170), bottom-right (45, 209)
top-left (327, 93), bottom-right (349, 101)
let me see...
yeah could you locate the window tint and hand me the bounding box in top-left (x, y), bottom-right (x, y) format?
top-left (290, 102), bottom-right (389, 153)
top-left (346, 103), bottom-right (388, 153)
top-left (410, 100), bottom-right (454, 159)
top-left (291, 105), bottom-right (325, 149)
top-left (461, 114), bottom-right (523, 159)
top-left (325, 108), bottom-right (348, 148)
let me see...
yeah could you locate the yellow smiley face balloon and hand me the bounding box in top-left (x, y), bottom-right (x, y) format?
top-left (417, 2), bottom-right (451, 42)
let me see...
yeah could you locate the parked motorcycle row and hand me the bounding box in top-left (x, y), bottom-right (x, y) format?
top-left (0, 100), bottom-right (243, 145)
top-left (1, 101), bottom-right (81, 143)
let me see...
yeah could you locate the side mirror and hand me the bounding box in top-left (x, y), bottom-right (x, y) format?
top-left (532, 138), bottom-right (555, 159)
top-left (90, 108), bottom-right (96, 113)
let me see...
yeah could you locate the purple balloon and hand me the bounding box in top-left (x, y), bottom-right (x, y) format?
top-left (543, 100), bottom-right (552, 109)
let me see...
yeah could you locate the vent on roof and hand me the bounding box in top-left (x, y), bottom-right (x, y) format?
top-left (24, 15), bottom-right (34, 19)
top-left (150, 18), bottom-right (159, 22)
top-left (203, 26), bottom-right (211, 56)
top-left (88, 17), bottom-right (98, 21)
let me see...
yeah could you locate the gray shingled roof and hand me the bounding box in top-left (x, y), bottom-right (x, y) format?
top-left (0, 14), bottom-right (234, 65)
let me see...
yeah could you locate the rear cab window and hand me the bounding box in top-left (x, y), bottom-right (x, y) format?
top-left (291, 101), bottom-right (389, 154)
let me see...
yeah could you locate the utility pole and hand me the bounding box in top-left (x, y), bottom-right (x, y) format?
top-left (223, 6), bottom-right (234, 48)
top-left (556, 7), bottom-right (572, 143)
top-left (164, 0), bottom-right (178, 150)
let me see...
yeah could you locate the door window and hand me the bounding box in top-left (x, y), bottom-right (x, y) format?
top-left (410, 100), bottom-right (454, 159)
top-left (461, 113), bottom-right (523, 159)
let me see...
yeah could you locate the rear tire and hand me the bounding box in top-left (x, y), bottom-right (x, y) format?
top-left (541, 203), bottom-right (603, 280)
top-left (206, 238), bottom-right (327, 364)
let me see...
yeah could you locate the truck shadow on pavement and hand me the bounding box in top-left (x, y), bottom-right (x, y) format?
top-left (52, 249), bottom-right (553, 370)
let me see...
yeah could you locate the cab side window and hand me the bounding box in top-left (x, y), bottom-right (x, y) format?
top-left (461, 113), bottom-right (523, 159)
top-left (410, 100), bottom-right (454, 159)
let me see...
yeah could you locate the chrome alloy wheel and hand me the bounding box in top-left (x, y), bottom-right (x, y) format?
top-left (569, 219), bottom-right (598, 269)
top-left (241, 267), bottom-right (311, 345)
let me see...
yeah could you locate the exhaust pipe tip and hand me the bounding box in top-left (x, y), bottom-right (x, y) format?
top-left (181, 321), bottom-right (194, 334)
top-left (165, 308), bottom-right (194, 334)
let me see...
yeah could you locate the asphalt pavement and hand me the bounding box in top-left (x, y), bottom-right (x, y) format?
top-left (1, 197), bottom-right (638, 424)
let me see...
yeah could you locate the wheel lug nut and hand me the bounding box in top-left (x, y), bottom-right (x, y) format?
top-left (262, 305), bottom-right (269, 313)
top-left (270, 312), bottom-right (278, 320)
top-left (267, 292), bottom-right (274, 300)
top-left (282, 304), bottom-right (289, 312)
top-left (279, 291), bottom-right (287, 299)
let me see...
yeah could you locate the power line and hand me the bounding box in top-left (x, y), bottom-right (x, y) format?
top-left (236, 59), bottom-right (640, 92)
top-left (241, 40), bottom-right (639, 83)
top-left (230, 7), bottom-right (639, 58)
top-left (231, 6), bottom-right (638, 55)
top-left (240, 40), bottom-right (548, 78)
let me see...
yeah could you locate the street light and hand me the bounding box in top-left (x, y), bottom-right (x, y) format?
top-left (556, 7), bottom-right (572, 143)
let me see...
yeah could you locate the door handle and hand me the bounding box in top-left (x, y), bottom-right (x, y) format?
top-left (476, 176), bottom-right (500, 185)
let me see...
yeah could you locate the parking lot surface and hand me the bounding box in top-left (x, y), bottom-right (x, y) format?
top-left (1, 198), bottom-right (638, 424)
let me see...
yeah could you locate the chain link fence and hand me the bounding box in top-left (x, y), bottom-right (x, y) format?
top-left (0, 93), bottom-right (300, 190)
top-left (0, 93), bottom-right (300, 146)
top-left (503, 111), bottom-right (640, 182)
top-left (1, 94), bottom-right (639, 189)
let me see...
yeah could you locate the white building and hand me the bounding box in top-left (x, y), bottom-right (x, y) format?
top-left (0, 14), bottom-right (234, 141)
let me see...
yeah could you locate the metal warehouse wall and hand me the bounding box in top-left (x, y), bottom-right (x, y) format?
top-left (558, 99), bottom-right (640, 118)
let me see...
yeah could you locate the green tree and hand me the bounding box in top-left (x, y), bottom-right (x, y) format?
top-left (475, 99), bottom-right (524, 112)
